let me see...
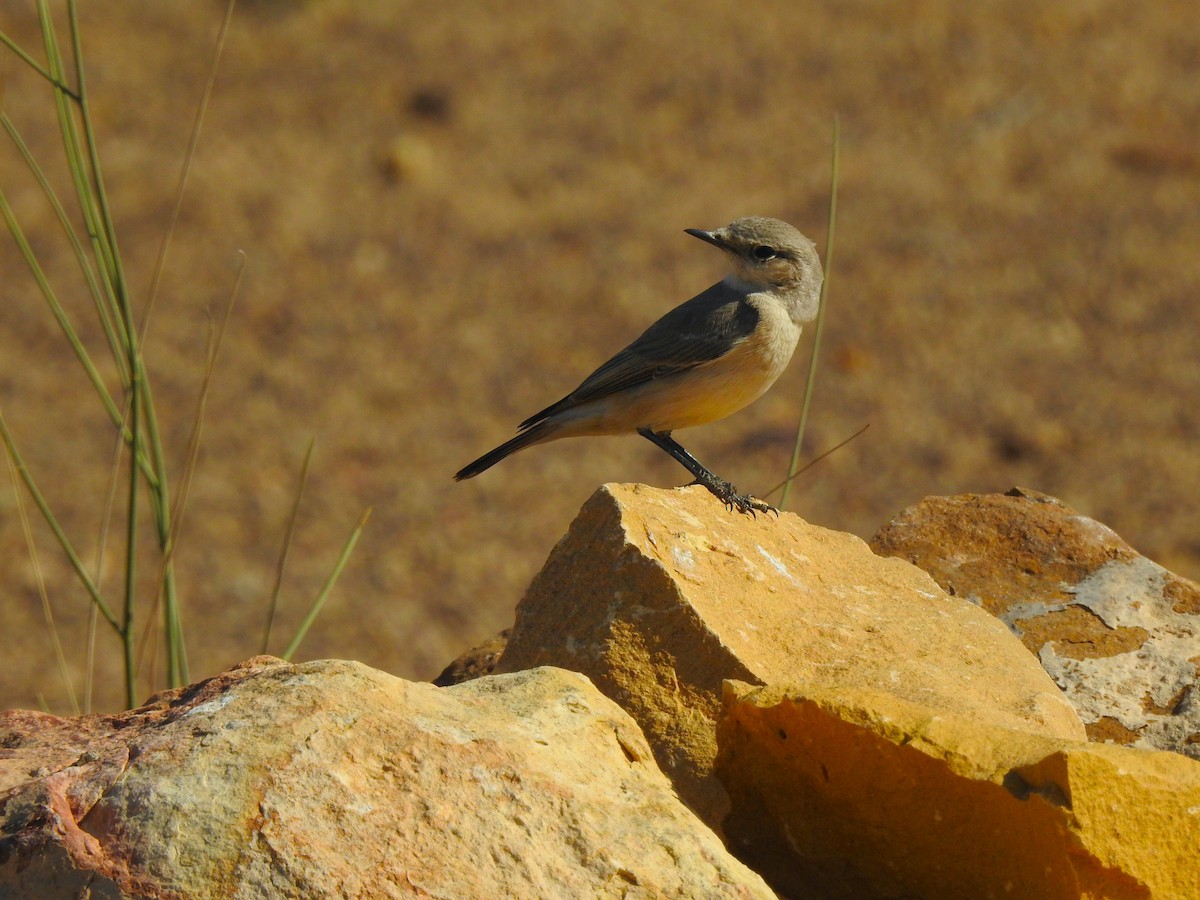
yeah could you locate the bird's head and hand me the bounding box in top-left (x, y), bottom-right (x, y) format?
top-left (686, 216), bottom-right (822, 298)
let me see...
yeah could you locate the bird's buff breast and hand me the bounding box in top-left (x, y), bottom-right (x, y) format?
top-left (564, 302), bottom-right (802, 435)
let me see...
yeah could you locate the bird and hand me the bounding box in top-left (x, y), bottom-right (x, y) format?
top-left (454, 216), bottom-right (824, 515)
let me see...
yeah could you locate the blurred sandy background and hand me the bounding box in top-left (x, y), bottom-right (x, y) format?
top-left (1, 1), bottom-right (1197, 712)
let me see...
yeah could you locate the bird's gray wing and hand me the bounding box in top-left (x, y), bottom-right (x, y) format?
top-left (519, 281), bottom-right (758, 430)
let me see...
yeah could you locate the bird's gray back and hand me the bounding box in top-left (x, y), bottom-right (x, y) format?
top-left (518, 280), bottom-right (757, 430)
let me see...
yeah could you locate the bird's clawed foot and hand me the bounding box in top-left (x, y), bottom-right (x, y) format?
top-left (689, 476), bottom-right (778, 518)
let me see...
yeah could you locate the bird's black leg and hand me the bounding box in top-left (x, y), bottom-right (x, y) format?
top-left (637, 428), bottom-right (776, 517)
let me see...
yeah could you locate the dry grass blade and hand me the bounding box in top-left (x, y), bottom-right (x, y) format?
top-left (6, 452), bottom-right (80, 715)
top-left (263, 439), bottom-right (316, 655)
top-left (0, 25), bottom-right (75, 96)
top-left (0, 405), bottom-right (119, 630)
top-left (779, 115), bottom-right (840, 511)
top-left (85, 426), bottom-right (127, 713)
top-left (140, 0), bottom-right (237, 340)
top-left (1, 111), bottom-right (128, 381)
top-left (764, 424), bottom-right (870, 500)
top-left (54, 0), bottom-right (145, 708)
top-left (134, 254), bottom-right (245, 685)
top-left (0, 183), bottom-right (125, 424)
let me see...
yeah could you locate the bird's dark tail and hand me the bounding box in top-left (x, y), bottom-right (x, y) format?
top-left (454, 421), bottom-right (557, 481)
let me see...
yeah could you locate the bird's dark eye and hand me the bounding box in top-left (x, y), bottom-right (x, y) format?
top-left (753, 245), bottom-right (776, 260)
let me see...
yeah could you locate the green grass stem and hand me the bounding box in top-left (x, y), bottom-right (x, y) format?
top-left (282, 510), bottom-right (372, 662)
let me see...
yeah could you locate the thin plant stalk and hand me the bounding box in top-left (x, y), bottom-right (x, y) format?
top-left (779, 115), bottom-right (840, 511)
top-left (140, 0), bottom-right (237, 342)
top-left (3, 1), bottom-right (362, 708)
top-left (7, 452), bottom-right (80, 715)
top-left (282, 510), bottom-right (373, 661)
top-left (0, 112), bottom-right (128, 382)
top-left (100, 0), bottom-right (239, 688)
top-left (5, 1), bottom-right (159, 705)
top-left (85, 424), bottom-right (125, 713)
top-left (0, 407), bottom-right (119, 631)
top-left (60, 3), bottom-right (147, 704)
top-left (134, 0), bottom-right (239, 687)
top-left (764, 424), bottom-right (870, 500)
top-left (264, 439), bottom-right (316, 655)
top-left (136, 258), bottom-right (244, 683)
top-left (84, 603), bottom-right (98, 713)
top-left (0, 184), bottom-right (125, 424)
top-left (0, 26), bottom-right (71, 93)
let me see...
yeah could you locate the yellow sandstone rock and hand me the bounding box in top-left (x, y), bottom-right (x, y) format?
top-left (0, 659), bottom-right (774, 899)
top-left (717, 679), bottom-right (1200, 899)
top-left (498, 483), bottom-right (1084, 827)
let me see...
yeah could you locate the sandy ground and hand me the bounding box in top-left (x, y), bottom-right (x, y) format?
top-left (1, 1), bottom-right (1197, 712)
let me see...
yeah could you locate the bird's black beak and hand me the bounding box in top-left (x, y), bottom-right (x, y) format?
top-left (684, 227), bottom-right (728, 250)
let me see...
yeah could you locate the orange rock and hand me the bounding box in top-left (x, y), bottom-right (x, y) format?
top-left (497, 483), bottom-right (1083, 827)
top-left (432, 627), bottom-right (510, 685)
top-left (872, 488), bottom-right (1200, 756)
top-left (717, 679), bottom-right (1200, 900)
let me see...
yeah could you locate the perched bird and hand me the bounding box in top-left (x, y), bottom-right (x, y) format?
top-left (455, 216), bottom-right (823, 514)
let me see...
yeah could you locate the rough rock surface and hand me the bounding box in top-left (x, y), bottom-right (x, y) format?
top-left (432, 627), bottom-right (510, 686)
top-left (496, 483), bottom-right (1083, 826)
top-left (0, 657), bottom-right (772, 899)
top-left (871, 488), bottom-right (1200, 756)
top-left (717, 679), bottom-right (1200, 900)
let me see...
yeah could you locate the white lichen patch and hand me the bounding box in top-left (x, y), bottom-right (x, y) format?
top-left (1020, 557), bottom-right (1200, 758)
